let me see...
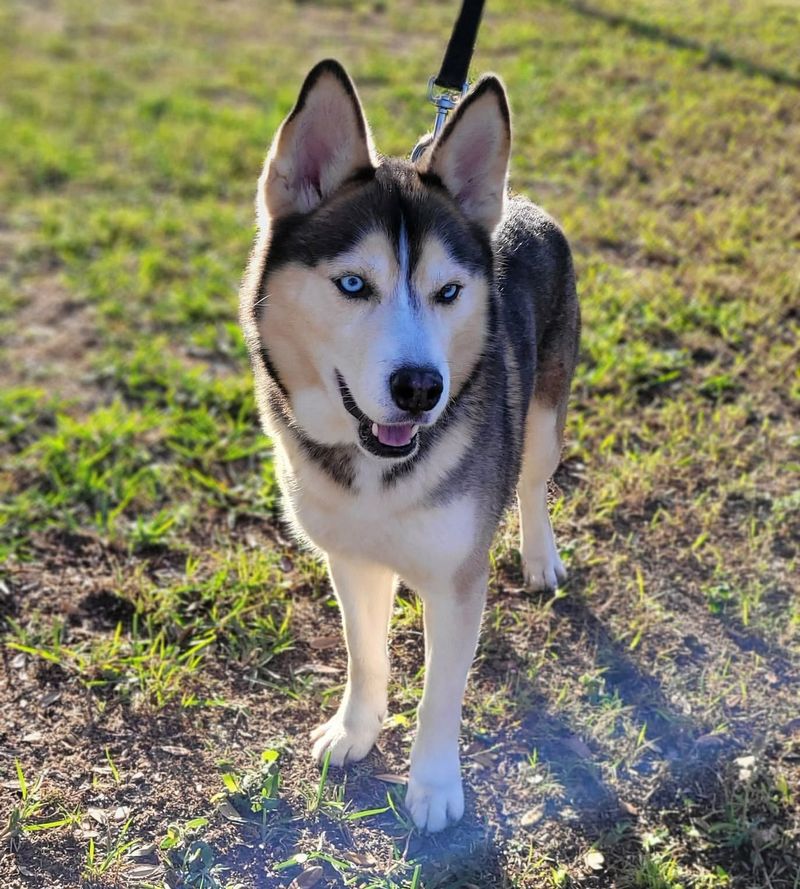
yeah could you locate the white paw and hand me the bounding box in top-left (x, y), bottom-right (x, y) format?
top-left (406, 745), bottom-right (464, 833)
top-left (522, 545), bottom-right (567, 591)
top-left (405, 771), bottom-right (464, 833)
top-left (310, 706), bottom-right (384, 767)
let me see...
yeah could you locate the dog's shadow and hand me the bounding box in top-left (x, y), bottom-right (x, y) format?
top-left (401, 569), bottom-right (726, 886)
top-left (234, 552), bottom-right (798, 887)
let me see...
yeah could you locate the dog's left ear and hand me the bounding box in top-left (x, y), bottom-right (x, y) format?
top-left (418, 76), bottom-right (511, 232)
top-left (259, 59), bottom-right (375, 222)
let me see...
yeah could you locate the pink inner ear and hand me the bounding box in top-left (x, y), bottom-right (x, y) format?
top-left (451, 129), bottom-right (498, 201)
top-left (295, 127), bottom-right (332, 199)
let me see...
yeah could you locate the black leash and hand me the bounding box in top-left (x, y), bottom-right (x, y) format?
top-left (411, 0), bottom-right (486, 160)
top-left (435, 0), bottom-right (486, 91)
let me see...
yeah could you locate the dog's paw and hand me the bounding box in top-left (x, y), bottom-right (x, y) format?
top-left (310, 708), bottom-right (383, 767)
top-left (522, 547), bottom-right (567, 591)
top-left (405, 772), bottom-right (464, 833)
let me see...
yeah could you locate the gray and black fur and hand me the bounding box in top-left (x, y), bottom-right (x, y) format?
top-left (238, 58), bottom-right (581, 833)
top-left (242, 149), bottom-right (578, 539)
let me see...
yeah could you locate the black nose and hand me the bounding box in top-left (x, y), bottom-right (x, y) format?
top-left (390, 366), bottom-right (443, 414)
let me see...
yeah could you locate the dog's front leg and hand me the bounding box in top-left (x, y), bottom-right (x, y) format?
top-left (406, 568), bottom-right (487, 832)
top-left (311, 554), bottom-right (395, 766)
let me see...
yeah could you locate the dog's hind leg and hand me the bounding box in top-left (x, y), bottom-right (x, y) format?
top-left (518, 244), bottom-right (579, 591)
top-left (311, 554), bottom-right (395, 766)
top-left (517, 392), bottom-right (568, 591)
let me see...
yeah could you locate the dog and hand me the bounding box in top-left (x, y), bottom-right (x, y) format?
top-left (239, 59), bottom-right (580, 833)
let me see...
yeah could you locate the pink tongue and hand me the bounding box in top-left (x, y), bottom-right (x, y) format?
top-left (376, 424), bottom-right (415, 447)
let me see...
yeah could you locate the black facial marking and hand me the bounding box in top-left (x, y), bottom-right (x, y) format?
top-left (259, 347), bottom-right (288, 398)
top-left (295, 435), bottom-right (357, 490)
top-left (264, 375), bottom-right (356, 491)
top-left (263, 159), bottom-right (493, 287)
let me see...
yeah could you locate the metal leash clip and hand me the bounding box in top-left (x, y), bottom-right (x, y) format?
top-left (410, 0), bottom-right (485, 161)
top-left (411, 78), bottom-right (469, 162)
top-left (427, 76), bottom-right (470, 139)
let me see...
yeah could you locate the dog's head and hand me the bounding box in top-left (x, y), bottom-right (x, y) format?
top-left (254, 60), bottom-right (510, 461)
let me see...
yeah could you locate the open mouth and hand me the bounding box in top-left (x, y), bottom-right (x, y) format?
top-left (336, 372), bottom-right (419, 459)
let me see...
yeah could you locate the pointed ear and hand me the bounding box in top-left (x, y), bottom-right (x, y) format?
top-left (418, 75), bottom-right (511, 232)
top-left (258, 59), bottom-right (375, 222)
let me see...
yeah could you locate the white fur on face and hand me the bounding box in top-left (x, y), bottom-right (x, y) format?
top-left (411, 237), bottom-right (489, 394)
top-left (259, 229), bottom-right (489, 446)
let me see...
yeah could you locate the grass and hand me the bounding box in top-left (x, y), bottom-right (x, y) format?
top-left (1, 0), bottom-right (798, 886)
top-left (4, 761), bottom-right (82, 849)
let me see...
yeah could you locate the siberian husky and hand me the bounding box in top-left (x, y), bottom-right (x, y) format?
top-left (239, 59), bottom-right (580, 832)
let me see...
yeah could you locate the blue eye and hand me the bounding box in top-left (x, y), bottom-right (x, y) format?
top-left (436, 282), bottom-right (462, 303)
top-left (335, 275), bottom-right (366, 296)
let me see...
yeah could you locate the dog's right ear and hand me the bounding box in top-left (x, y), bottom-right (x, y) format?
top-left (258, 60), bottom-right (375, 223)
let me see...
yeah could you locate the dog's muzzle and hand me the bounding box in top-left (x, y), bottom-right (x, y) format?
top-left (336, 372), bottom-right (420, 459)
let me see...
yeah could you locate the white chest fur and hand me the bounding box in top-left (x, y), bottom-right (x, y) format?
top-left (273, 432), bottom-right (479, 590)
